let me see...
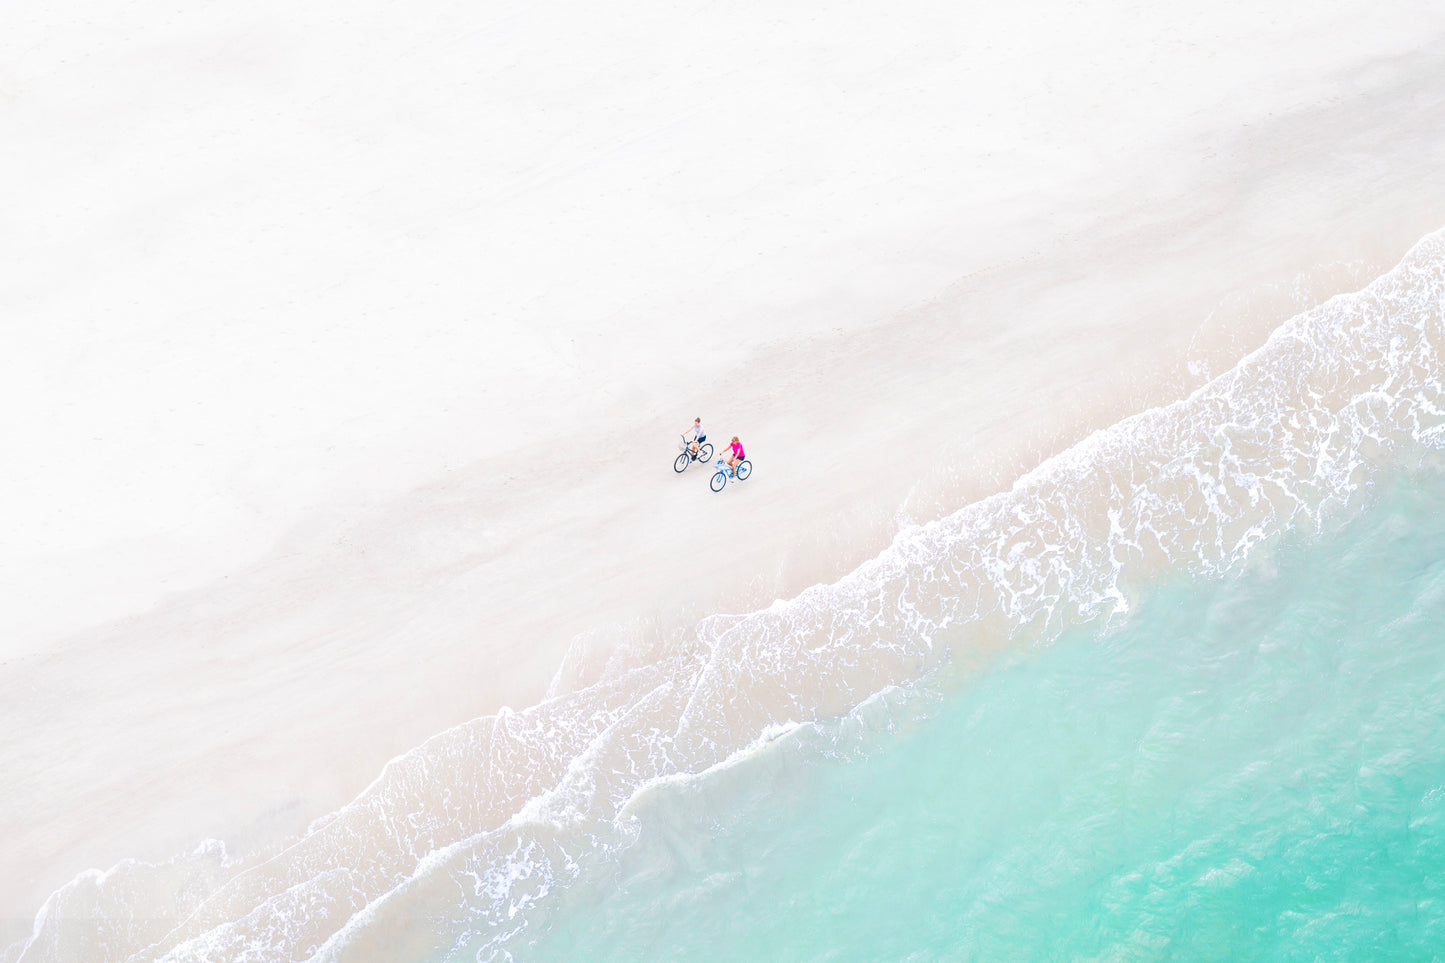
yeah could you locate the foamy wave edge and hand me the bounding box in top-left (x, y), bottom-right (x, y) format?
top-left (14, 228), bottom-right (1445, 963)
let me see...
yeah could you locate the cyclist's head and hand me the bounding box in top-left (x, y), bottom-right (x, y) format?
top-left (731, 436), bottom-right (739, 444)
top-left (695, 417), bottom-right (701, 424)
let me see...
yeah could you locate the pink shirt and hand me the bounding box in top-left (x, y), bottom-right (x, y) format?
top-left (730, 441), bottom-right (745, 459)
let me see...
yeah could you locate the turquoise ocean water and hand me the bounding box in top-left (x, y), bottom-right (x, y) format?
top-left (522, 461), bottom-right (1445, 961)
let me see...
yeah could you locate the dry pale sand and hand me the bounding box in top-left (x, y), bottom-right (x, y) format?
top-left (5, 29), bottom-right (1445, 950)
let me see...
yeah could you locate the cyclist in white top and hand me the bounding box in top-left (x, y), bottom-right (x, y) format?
top-left (682, 417), bottom-right (705, 457)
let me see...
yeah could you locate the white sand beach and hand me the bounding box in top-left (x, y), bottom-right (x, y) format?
top-left (4, 0), bottom-right (1445, 952)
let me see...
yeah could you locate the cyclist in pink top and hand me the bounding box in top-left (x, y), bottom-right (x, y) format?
top-left (726, 436), bottom-right (745, 474)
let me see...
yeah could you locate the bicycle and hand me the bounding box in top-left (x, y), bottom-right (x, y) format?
top-left (674, 436), bottom-right (714, 473)
top-left (710, 457), bottom-right (752, 492)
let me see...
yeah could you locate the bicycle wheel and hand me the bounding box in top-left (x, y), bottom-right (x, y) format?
top-left (698, 443), bottom-right (714, 462)
top-left (674, 453), bottom-right (690, 473)
top-left (735, 459), bottom-right (752, 481)
top-left (710, 470), bottom-right (727, 492)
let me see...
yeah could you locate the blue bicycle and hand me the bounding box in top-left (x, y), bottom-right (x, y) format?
top-left (710, 457), bottom-right (752, 492)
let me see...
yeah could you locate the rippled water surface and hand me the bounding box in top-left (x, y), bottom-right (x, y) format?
top-left (523, 464), bottom-right (1445, 961)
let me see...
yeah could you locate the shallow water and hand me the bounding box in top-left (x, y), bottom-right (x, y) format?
top-left (522, 463), bottom-right (1445, 961)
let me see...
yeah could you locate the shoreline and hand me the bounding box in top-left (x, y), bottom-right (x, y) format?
top-left (45, 218), bottom-right (1445, 963)
top-left (8, 20), bottom-right (1445, 952)
top-left (8, 211), bottom-right (1445, 947)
